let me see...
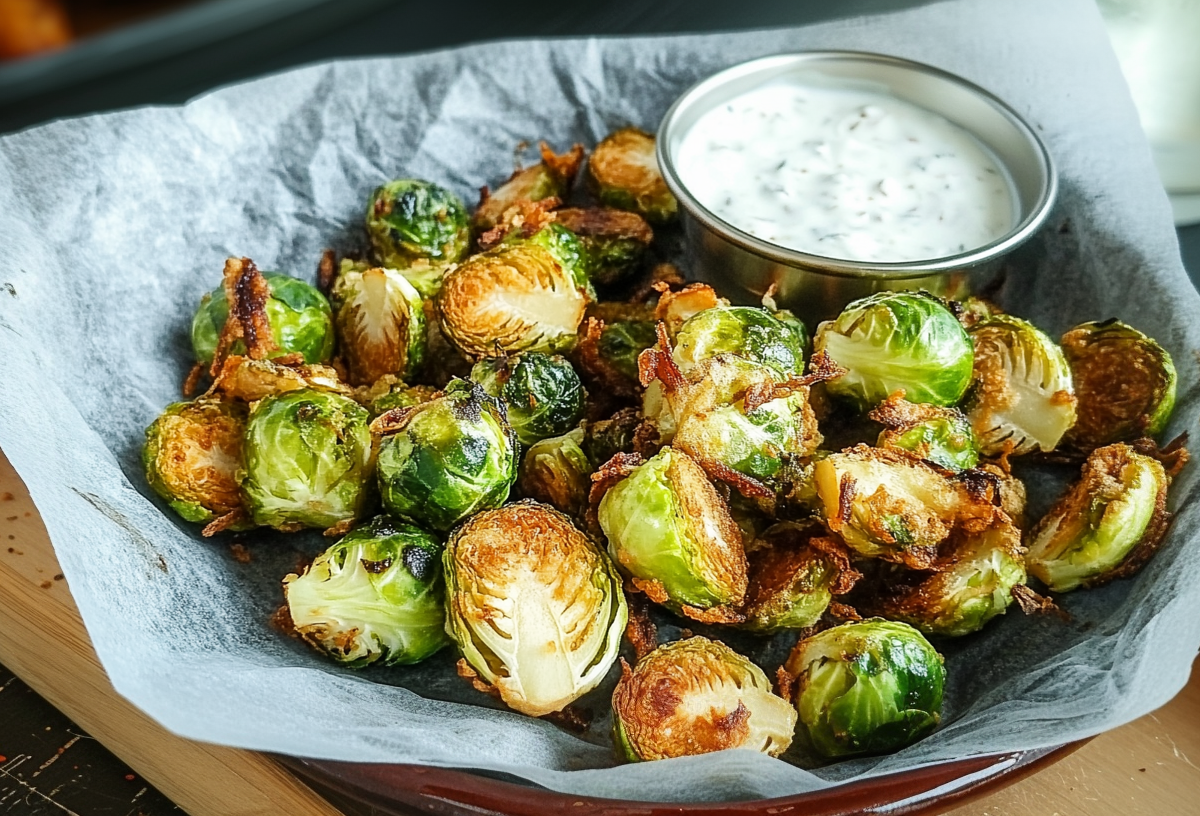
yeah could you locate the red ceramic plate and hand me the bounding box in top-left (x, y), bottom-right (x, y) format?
top-left (279, 741), bottom-right (1083, 816)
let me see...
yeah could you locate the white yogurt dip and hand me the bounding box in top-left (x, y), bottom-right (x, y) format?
top-left (675, 81), bottom-right (1016, 263)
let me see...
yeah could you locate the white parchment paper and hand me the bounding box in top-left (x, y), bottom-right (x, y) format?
top-left (1, 0), bottom-right (1198, 803)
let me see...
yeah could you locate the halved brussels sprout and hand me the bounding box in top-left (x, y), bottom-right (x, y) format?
top-left (612, 637), bottom-right (796, 761)
top-left (143, 398), bottom-right (246, 525)
top-left (331, 265), bottom-right (427, 386)
top-left (597, 447), bottom-right (747, 618)
top-left (870, 392), bottom-right (980, 471)
top-left (374, 379), bottom-right (517, 531)
top-left (554, 207), bottom-right (653, 289)
top-left (473, 142), bottom-right (585, 231)
top-left (814, 292), bottom-right (974, 409)
top-left (471, 353), bottom-right (586, 446)
top-left (366, 179), bottom-right (471, 269)
top-left (437, 244), bottom-right (590, 359)
top-left (283, 515), bottom-right (449, 667)
top-left (240, 389), bottom-right (374, 531)
top-left (741, 522), bottom-right (858, 633)
top-left (1026, 443), bottom-right (1170, 592)
top-left (501, 221), bottom-right (594, 296)
top-left (517, 426), bottom-right (591, 519)
top-left (1061, 320), bottom-right (1177, 450)
top-left (445, 501), bottom-right (626, 717)
top-left (812, 445), bottom-right (1002, 569)
top-left (192, 270), bottom-right (334, 366)
top-left (966, 315), bottom-right (1076, 456)
top-left (880, 521), bottom-right (1026, 637)
top-left (786, 619), bottom-right (945, 758)
top-left (674, 306), bottom-right (809, 379)
top-left (587, 128), bottom-right (677, 223)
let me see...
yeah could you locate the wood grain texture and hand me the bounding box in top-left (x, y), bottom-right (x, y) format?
top-left (0, 446), bottom-right (1197, 815)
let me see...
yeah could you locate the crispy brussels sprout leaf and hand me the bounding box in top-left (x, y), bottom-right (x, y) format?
top-left (353, 375), bottom-right (439, 418)
top-left (331, 265), bottom-right (427, 386)
top-left (143, 398), bottom-right (247, 525)
top-left (654, 282), bottom-right (728, 338)
top-left (588, 128), bottom-right (677, 223)
top-left (871, 392), bottom-right (980, 471)
top-left (517, 426), bottom-right (591, 519)
top-left (472, 353), bottom-right (585, 446)
top-left (240, 389), bottom-right (374, 531)
top-left (674, 306), bottom-right (809, 379)
top-left (967, 315), bottom-right (1076, 456)
top-left (786, 619), bottom-right (945, 758)
top-left (445, 501), bottom-right (626, 717)
top-left (473, 142), bottom-right (585, 231)
top-left (741, 522), bottom-right (859, 633)
top-left (612, 637), bottom-right (796, 761)
top-left (208, 355), bottom-right (351, 403)
top-left (366, 179), bottom-right (471, 269)
top-left (815, 291), bottom-right (974, 409)
top-left (283, 516), bottom-right (449, 666)
top-left (1062, 319), bottom-right (1177, 450)
top-left (555, 207), bottom-right (653, 289)
top-left (1026, 443), bottom-right (1171, 592)
top-left (374, 379), bottom-right (517, 531)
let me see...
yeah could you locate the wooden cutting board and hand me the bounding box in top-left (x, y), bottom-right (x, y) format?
top-left (1, 448), bottom-right (1198, 816)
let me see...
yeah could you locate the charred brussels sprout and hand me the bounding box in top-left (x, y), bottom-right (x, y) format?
top-left (674, 306), bottom-right (809, 378)
top-left (1026, 443), bottom-right (1170, 592)
top-left (786, 620), bottom-right (945, 758)
top-left (880, 522), bottom-right (1026, 637)
top-left (331, 265), bottom-right (426, 386)
top-left (742, 522), bottom-right (857, 633)
top-left (473, 142), bottom-right (584, 231)
top-left (240, 389), bottom-right (373, 531)
top-left (366, 180), bottom-right (471, 269)
top-left (283, 516), bottom-right (448, 666)
top-left (444, 501), bottom-right (626, 716)
top-left (871, 393), bottom-right (980, 471)
top-left (555, 207), bottom-right (653, 288)
top-left (612, 637), bottom-right (796, 761)
top-left (814, 292), bottom-right (973, 409)
top-left (966, 315), bottom-right (1076, 456)
top-left (470, 353), bottom-right (585, 446)
top-left (517, 426), bottom-right (591, 519)
top-left (597, 447), bottom-right (748, 617)
top-left (192, 272), bottom-right (334, 366)
top-left (143, 399), bottom-right (246, 525)
top-left (374, 379), bottom-right (517, 531)
top-left (1062, 320), bottom-right (1177, 450)
top-left (587, 128), bottom-right (677, 223)
top-left (437, 244), bottom-right (590, 359)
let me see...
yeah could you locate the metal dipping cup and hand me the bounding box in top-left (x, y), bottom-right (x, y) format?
top-left (656, 51), bottom-right (1058, 323)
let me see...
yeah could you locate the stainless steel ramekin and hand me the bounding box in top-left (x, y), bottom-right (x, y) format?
top-left (656, 51), bottom-right (1057, 323)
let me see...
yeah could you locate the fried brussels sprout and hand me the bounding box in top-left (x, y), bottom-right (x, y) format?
top-left (374, 379), bottom-right (517, 531)
top-left (583, 407), bottom-right (642, 465)
top-left (812, 445), bottom-right (1000, 569)
top-left (1062, 320), bottom-right (1177, 450)
top-left (966, 315), bottom-right (1076, 456)
top-left (354, 375), bottom-right (439, 417)
top-left (871, 392), bottom-right (980, 471)
top-left (1026, 443), bottom-right (1170, 592)
top-left (741, 522), bottom-right (858, 633)
top-left (674, 306), bottom-right (809, 379)
top-left (283, 516), bottom-right (449, 666)
top-left (473, 142), bottom-right (585, 231)
top-left (240, 389), bottom-right (373, 531)
top-left (209, 355), bottom-right (350, 403)
top-left (786, 620), bottom-right (945, 758)
top-left (366, 179), bottom-right (471, 269)
top-left (577, 319), bottom-right (658, 391)
top-left (445, 501), bottom-right (626, 716)
top-left (192, 272), bottom-right (334, 366)
top-left (437, 244), bottom-right (591, 359)
top-left (612, 637), bottom-right (796, 761)
top-left (597, 447), bottom-right (748, 618)
top-left (143, 398), bottom-right (246, 525)
top-left (587, 128), bottom-right (677, 223)
top-left (880, 521), bottom-right (1026, 637)
top-left (502, 221), bottom-right (594, 295)
top-left (330, 265), bottom-right (427, 386)
top-left (554, 207), bottom-right (653, 288)
top-left (471, 353), bottom-right (585, 446)
top-left (517, 426), bottom-right (591, 519)
top-left (814, 292), bottom-right (974, 409)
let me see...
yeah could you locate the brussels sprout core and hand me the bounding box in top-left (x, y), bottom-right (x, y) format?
top-left (143, 398), bottom-right (246, 525)
top-left (612, 637), bottom-right (796, 761)
top-left (284, 516), bottom-right (449, 666)
top-left (366, 179), bottom-right (471, 269)
top-left (786, 619), bottom-right (945, 758)
top-left (445, 501), bottom-right (627, 717)
top-left (471, 353), bottom-right (586, 446)
top-left (587, 128), bottom-right (678, 223)
top-left (331, 265), bottom-right (427, 385)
